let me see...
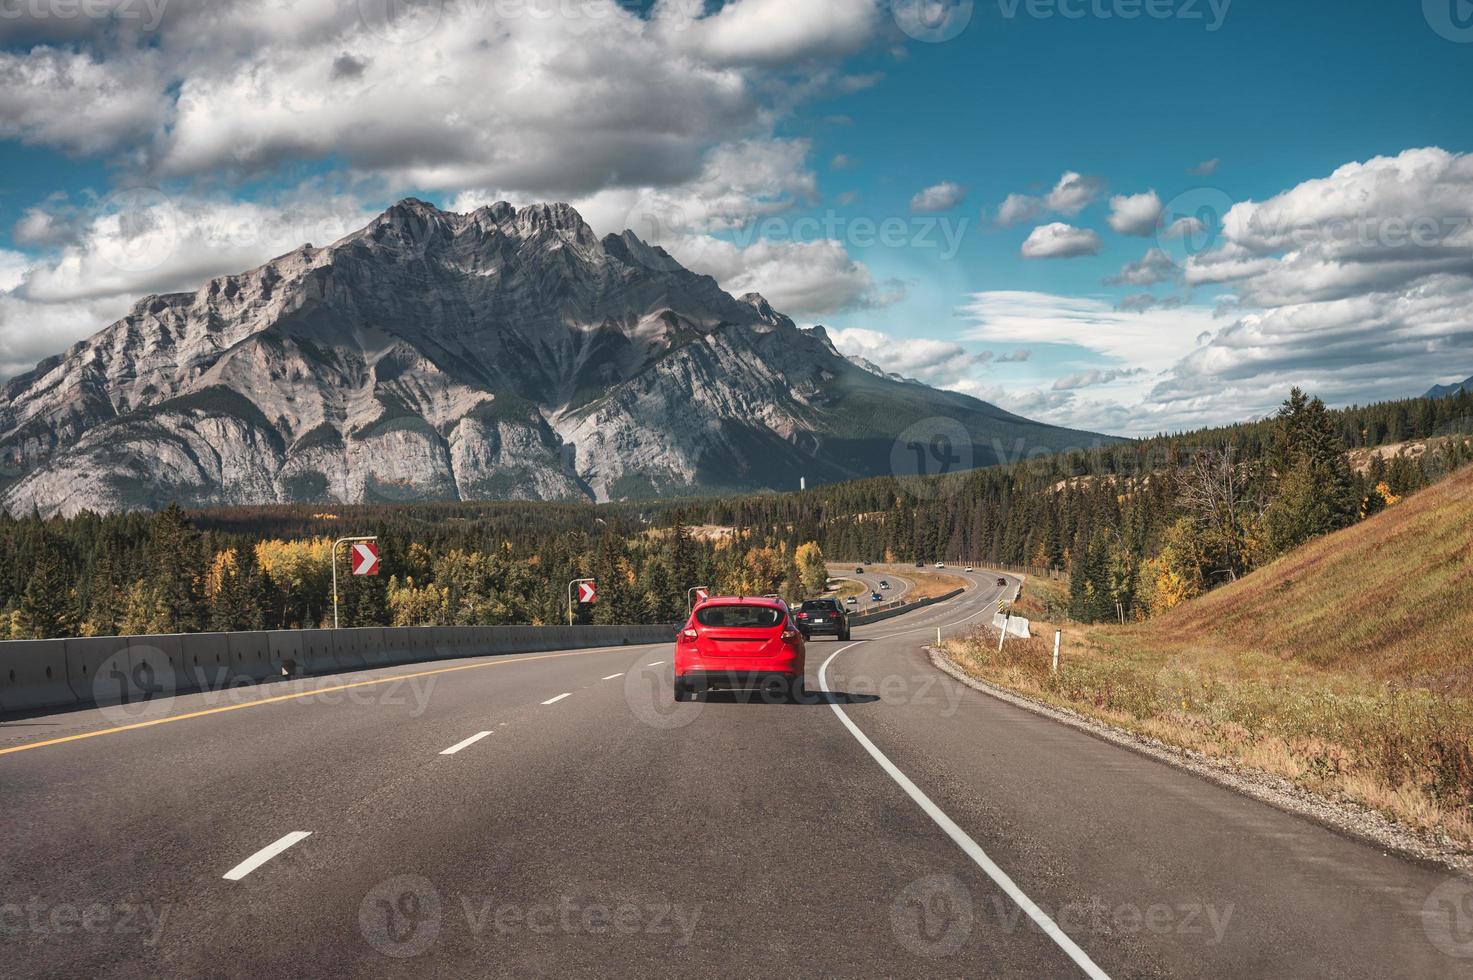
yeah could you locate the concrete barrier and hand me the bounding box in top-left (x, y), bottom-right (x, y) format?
top-left (4, 622), bottom-right (679, 716)
top-left (224, 631), bottom-right (277, 685)
top-left (179, 632), bottom-right (231, 693)
top-left (63, 635), bottom-right (134, 705)
top-left (126, 634), bottom-right (184, 700)
top-left (359, 628), bottom-right (389, 667)
top-left (0, 639), bottom-right (76, 713)
top-left (267, 629), bottom-right (307, 675)
top-left (295, 630), bottom-right (334, 674)
top-left (992, 612), bottom-right (1031, 639)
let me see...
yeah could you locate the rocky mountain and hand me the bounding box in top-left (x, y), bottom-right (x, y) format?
top-left (0, 199), bottom-right (1115, 517)
top-left (1425, 374), bottom-right (1473, 399)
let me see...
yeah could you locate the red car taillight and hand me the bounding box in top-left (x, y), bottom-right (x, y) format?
top-left (780, 627), bottom-right (801, 643)
top-left (681, 628), bottom-right (698, 641)
top-left (797, 612), bottom-right (808, 620)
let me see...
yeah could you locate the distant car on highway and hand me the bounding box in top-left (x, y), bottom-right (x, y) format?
top-left (855, 567), bottom-right (864, 574)
top-left (845, 596), bottom-right (858, 605)
top-left (675, 596), bottom-right (805, 702)
top-left (965, 566), bottom-right (973, 572)
top-left (795, 598), bottom-right (850, 641)
top-left (997, 577), bottom-right (1008, 587)
top-left (879, 580), bottom-right (889, 589)
top-left (935, 562), bottom-right (946, 568)
top-left (870, 591), bottom-right (883, 602)
top-left (915, 560), bottom-right (925, 568)
top-left (863, 559), bottom-right (873, 565)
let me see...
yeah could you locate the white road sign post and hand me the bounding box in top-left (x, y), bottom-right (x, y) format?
top-left (567, 578), bottom-right (597, 626)
top-left (331, 535), bottom-right (379, 630)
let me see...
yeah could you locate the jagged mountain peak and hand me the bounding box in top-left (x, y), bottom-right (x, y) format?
top-left (0, 200), bottom-right (1113, 517)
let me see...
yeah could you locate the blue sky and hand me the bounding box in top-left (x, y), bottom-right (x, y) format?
top-left (2, 0), bottom-right (1471, 434)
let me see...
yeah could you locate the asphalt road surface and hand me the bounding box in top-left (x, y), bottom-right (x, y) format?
top-left (2, 573), bottom-right (1469, 978)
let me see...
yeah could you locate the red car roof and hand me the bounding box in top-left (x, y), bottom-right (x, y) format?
top-left (693, 595), bottom-right (785, 607)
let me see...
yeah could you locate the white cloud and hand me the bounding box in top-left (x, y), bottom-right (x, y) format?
top-left (1053, 367), bottom-right (1146, 390)
top-left (1188, 158), bottom-right (1221, 177)
top-left (660, 0), bottom-right (880, 67)
top-left (1161, 216), bottom-right (1207, 241)
top-left (1020, 223), bottom-right (1101, 259)
top-left (993, 171), bottom-right (1105, 227)
top-left (1105, 247), bottom-right (1178, 286)
top-left (910, 181), bottom-right (966, 213)
top-left (828, 326), bottom-right (989, 387)
top-left (674, 236), bottom-right (892, 317)
top-left (1106, 190), bottom-right (1163, 236)
top-left (0, 0), bottom-right (881, 201)
top-left (995, 193), bottom-right (1042, 227)
top-left (1045, 171), bottom-right (1106, 216)
top-left (0, 46), bottom-right (169, 156)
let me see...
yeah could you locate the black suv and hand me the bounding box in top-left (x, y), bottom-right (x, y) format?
top-left (796, 598), bottom-right (850, 641)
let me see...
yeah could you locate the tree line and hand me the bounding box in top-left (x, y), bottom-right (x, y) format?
top-left (3, 386), bottom-right (1469, 637)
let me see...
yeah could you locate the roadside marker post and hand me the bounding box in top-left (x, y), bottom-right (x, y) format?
top-left (331, 535), bottom-right (378, 630)
top-left (567, 578), bottom-right (597, 626)
top-left (1052, 630), bottom-right (1061, 674)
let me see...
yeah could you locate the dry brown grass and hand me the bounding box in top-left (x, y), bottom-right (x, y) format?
top-left (943, 464), bottom-right (1473, 848)
top-left (874, 565), bottom-right (972, 600)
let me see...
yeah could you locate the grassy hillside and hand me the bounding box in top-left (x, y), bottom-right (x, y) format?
top-left (1153, 460), bottom-right (1473, 689)
top-left (944, 462), bottom-right (1473, 846)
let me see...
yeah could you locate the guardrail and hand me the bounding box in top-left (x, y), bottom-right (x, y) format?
top-left (0, 624), bottom-right (676, 717)
top-left (847, 588), bottom-right (966, 627)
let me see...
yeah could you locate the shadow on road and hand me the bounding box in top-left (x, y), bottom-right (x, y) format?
top-left (692, 690), bottom-right (880, 706)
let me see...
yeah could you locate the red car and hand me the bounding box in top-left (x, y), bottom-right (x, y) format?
top-left (674, 596), bottom-right (807, 702)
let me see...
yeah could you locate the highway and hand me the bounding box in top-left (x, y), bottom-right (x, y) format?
top-left (1, 572), bottom-right (1467, 978)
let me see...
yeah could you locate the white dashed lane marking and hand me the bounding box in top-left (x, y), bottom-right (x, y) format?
top-left (222, 832), bottom-right (313, 882)
top-left (440, 731), bottom-right (492, 755)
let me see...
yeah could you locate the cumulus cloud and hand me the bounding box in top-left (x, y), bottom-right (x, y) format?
top-left (976, 148), bottom-right (1473, 432)
top-left (1045, 172), bottom-right (1107, 216)
top-left (995, 193), bottom-right (1043, 227)
top-left (910, 181), bottom-right (967, 213)
top-left (1161, 216), bottom-right (1207, 241)
top-left (994, 171), bottom-right (1105, 226)
top-left (1105, 247), bottom-right (1179, 286)
top-left (661, 0), bottom-right (880, 67)
top-left (827, 326), bottom-right (989, 387)
top-left (673, 236), bottom-right (894, 317)
top-left (0, 0), bottom-right (883, 200)
top-left (1106, 191), bottom-right (1163, 236)
top-left (1020, 223), bottom-right (1101, 259)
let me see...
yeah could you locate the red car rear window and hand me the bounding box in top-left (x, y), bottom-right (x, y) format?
top-left (695, 605), bottom-right (784, 628)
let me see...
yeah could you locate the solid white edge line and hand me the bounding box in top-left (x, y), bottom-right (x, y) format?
top-left (818, 583), bottom-right (1110, 980)
top-left (602, 673), bottom-right (625, 680)
top-left (647, 661), bottom-right (665, 666)
top-left (440, 731), bottom-right (493, 755)
top-left (542, 692), bottom-right (572, 705)
top-left (222, 831), bottom-right (313, 881)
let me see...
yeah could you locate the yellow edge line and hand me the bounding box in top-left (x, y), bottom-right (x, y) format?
top-left (0, 645), bottom-right (647, 758)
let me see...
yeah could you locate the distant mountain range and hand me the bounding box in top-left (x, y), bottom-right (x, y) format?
top-left (1425, 374), bottom-right (1473, 399)
top-left (0, 199), bottom-right (1115, 517)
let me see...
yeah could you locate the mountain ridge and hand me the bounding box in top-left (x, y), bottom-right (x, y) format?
top-left (0, 199), bottom-right (1116, 516)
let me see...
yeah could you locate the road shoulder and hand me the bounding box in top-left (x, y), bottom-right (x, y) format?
top-left (927, 643), bottom-right (1473, 875)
